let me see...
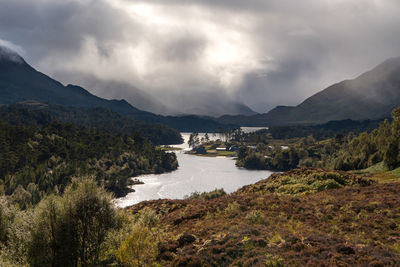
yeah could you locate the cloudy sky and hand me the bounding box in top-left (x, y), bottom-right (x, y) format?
top-left (1, 0), bottom-right (400, 114)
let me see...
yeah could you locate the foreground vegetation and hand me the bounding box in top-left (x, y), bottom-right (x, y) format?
top-left (0, 177), bottom-right (167, 266)
top-left (125, 168), bottom-right (400, 266)
top-left (3, 168), bottom-right (400, 266)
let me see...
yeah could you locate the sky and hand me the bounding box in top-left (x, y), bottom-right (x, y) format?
top-left (1, 0), bottom-right (400, 114)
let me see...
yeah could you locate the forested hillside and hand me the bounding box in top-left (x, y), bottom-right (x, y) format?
top-left (0, 119), bottom-right (178, 208)
top-left (237, 107), bottom-right (400, 172)
top-left (0, 103), bottom-right (183, 145)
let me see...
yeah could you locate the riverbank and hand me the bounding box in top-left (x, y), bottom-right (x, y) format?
top-left (115, 150), bottom-right (273, 208)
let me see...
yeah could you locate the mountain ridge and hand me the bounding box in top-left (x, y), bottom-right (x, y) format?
top-left (0, 45), bottom-right (236, 132)
top-left (217, 57), bottom-right (400, 126)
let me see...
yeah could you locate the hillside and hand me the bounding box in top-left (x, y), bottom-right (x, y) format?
top-left (126, 169), bottom-right (400, 266)
top-left (0, 103), bottom-right (183, 145)
top-left (0, 119), bottom-right (178, 203)
top-left (0, 45), bottom-right (236, 132)
top-left (218, 57), bottom-right (400, 126)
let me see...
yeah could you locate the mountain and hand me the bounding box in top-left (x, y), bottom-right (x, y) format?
top-left (0, 45), bottom-right (236, 132)
top-left (54, 73), bottom-right (173, 115)
top-left (58, 72), bottom-right (257, 117)
top-left (179, 101), bottom-right (257, 117)
top-left (218, 57), bottom-right (400, 126)
top-left (0, 46), bottom-right (146, 116)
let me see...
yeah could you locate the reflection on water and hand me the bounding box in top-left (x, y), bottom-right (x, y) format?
top-left (116, 133), bottom-right (273, 208)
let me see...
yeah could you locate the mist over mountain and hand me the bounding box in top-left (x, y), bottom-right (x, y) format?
top-left (218, 57), bottom-right (400, 126)
top-left (0, 45), bottom-right (236, 132)
top-left (53, 71), bottom-right (257, 117)
top-left (0, 45), bottom-right (24, 63)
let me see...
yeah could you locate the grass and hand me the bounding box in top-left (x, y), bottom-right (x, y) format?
top-left (351, 162), bottom-right (388, 174)
top-left (371, 166), bottom-right (400, 183)
top-left (351, 162), bottom-right (400, 183)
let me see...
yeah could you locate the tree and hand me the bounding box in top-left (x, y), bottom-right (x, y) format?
top-left (391, 106), bottom-right (400, 122)
top-left (204, 133), bottom-right (210, 142)
top-left (188, 133), bottom-right (200, 149)
top-left (117, 208), bottom-right (160, 267)
top-left (29, 177), bottom-right (119, 267)
top-left (117, 224), bottom-right (157, 267)
top-left (384, 139), bottom-right (399, 170)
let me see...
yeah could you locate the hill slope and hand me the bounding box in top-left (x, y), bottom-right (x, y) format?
top-left (218, 57), bottom-right (400, 126)
top-left (0, 45), bottom-right (235, 132)
top-left (127, 169), bottom-right (400, 266)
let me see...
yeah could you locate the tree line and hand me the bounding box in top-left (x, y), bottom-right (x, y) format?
top-left (236, 107), bottom-right (400, 172)
top-left (0, 104), bottom-right (183, 145)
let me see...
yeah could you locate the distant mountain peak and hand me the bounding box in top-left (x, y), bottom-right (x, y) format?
top-left (0, 45), bottom-right (24, 64)
top-left (217, 56), bottom-right (400, 126)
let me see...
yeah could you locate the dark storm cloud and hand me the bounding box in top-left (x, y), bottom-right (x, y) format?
top-left (1, 0), bottom-right (400, 114)
top-left (0, 0), bottom-right (136, 62)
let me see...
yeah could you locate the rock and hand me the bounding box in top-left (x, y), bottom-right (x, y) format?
top-left (178, 233), bottom-right (196, 247)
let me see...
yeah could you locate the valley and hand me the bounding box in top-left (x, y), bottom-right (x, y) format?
top-left (1, 16), bottom-right (400, 265)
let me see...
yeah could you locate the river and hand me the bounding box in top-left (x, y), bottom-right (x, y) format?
top-left (116, 132), bottom-right (273, 208)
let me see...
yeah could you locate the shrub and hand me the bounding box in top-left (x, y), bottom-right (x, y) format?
top-left (265, 253), bottom-right (284, 267)
top-left (186, 189), bottom-right (226, 200)
top-left (246, 210), bottom-right (265, 225)
top-left (311, 179), bottom-right (341, 192)
top-left (117, 224), bottom-right (158, 267)
top-left (225, 201), bottom-right (242, 217)
top-left (135, 207), bottom-right (159, 229)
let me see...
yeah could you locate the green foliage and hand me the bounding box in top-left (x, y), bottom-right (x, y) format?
top-left (0, 104), bottom-right (183, 145)
top-left (186, 188), bottom-right (227, 200)
top-left (0, 119), bottom-right (178, 207)
top-left (245, 210), bottom-right (265, 225)
top-left (265, 253), bottom-right (285, 267)
top-left (224, 201), bottom-right (242, 217)
top-left (134, 207), bottom-right (160, 229)
top-left (117, 224), bottom-right (158, 267)
top-left (237, 148), bottom-right (299, 171)
top-left (239, 169), bottom-right (374, 196)
top-left (237, 106), bottom-right (400, 172)
top-left (116, 207), bottom-right (163, 267)
top-left (28, 177), bottom-right (119, 267)
top-left (0, 197), bottom-right (32, 266)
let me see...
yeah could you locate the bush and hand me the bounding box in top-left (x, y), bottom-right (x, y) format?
top-left (265, 253), bottom-right (284, 267)
top-left (117, 224), bottom-right (158, 267)
top-left (311, 179), bottom-right (341, 192)
top-left (28, 177), bottom-right (119, 267)
top-left (245, 210), bottom-right (265, 225)
top-left (186, 189), bottom-right (226, 200)
top-left (225, 202), bottom-right (242, 217)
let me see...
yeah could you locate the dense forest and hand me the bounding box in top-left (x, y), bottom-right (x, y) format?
top-left (0, 119), bottom-right (178, 208)
top-left (0, 104), bottom-right (183, 145)
top-left (237, 107), bottom-right (400, 172)
top-left (267, 118), bottom-right (383, 140)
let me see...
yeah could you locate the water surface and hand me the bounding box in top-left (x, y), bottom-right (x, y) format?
top-left (116, 133), bottom-right (272, 208)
